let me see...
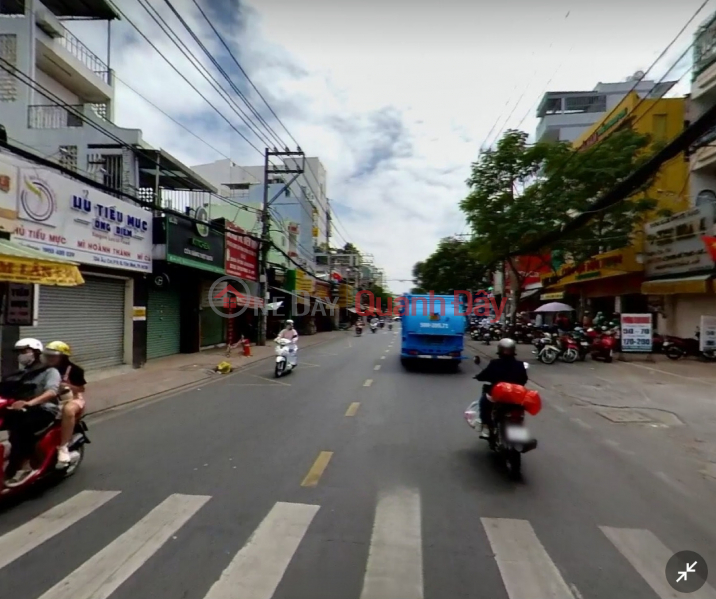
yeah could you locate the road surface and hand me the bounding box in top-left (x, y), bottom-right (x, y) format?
top-left (0, 328), bottom-right (714, 599)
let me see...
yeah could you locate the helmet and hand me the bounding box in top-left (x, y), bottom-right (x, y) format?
top-left (497, 338), bottom-right (516, 356)
top-left (14, 338), bottom-right (43, 352)
top-left (285, 319), bottom-right (294, 325)
top-left (44, 340), bottom-right (71, 356)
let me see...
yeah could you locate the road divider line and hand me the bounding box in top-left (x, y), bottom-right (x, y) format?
top-left (38, 494), bottom-right (210, 599)
top-left (380, 356), bottom-right (386, 360)
top-left (374, 365), bottom-right (381, 371)
top-left (361, 488), bottom-right (423, 599)
top-left (571, 418), bottom-right (592, 430)
top-left (481, 517), bottom-right (575, 599)
top-left (601, 526), bottom-right (716, 599)
top-left (0, 490), bottom-right (120, 571)
top-left (345, 402), bottom-right (361, 417)
top-left (204, 502), bottom-right (319, 599)
top-left (301, 451), bottom-right (333, 487)
top-left (364, 378), bottom-right (374, 386)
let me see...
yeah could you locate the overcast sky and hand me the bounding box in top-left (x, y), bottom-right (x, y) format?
top-left (69, 0), bottom-right (709, 293)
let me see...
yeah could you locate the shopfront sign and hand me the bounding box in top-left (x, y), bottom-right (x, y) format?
top-left (315, 281), bottom-right (330, 299)
top-left (644, 204), bottom-right (716, 277)
top-left (544, 247), bottom-right (642, 287)
top-left (700, 315), bottom-right (716, 352)
top-left (620, 313), bottom-right (653, 353)
top-left (4, 283), bottom-right (34, 326)
top-left (540, 291), bottom-right (564, 301)
top-left (579, 108), bottom-right (629, 150)
top-left (295, 269), bottom-right (315, 295)
top-left (0, 158), bottom-right (18, 233)
top-left (225, 222), bottom-right (258, 281)
top-left (12, 166), bottom-right (151, 272)
top-left (166, 213), bottom-right (224, 274)
top-left (339, 283), bottom-right (355, 308)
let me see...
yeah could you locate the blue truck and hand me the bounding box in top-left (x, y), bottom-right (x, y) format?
top-left (399, 293), bottom-right (467, 369)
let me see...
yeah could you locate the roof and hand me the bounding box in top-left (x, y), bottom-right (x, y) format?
top-left (44, 0), bottom-right (120, 20)
top-left (135, 148), bottom-right (217, 193)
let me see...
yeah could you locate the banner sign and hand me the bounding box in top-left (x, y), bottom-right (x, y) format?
top-left (700, 315), bottom-right (716, 352)
top-left (12, 166), bottom-right (152, 272)
top-left (166, 213), bottom-right (224, 274)
top-left (620, 313), bottom-right (653, 353)
top-left (225, 222), bottom-right (258, 281)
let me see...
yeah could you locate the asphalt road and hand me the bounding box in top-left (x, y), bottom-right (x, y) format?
top-left (1, 327), bottom-right (715, 599)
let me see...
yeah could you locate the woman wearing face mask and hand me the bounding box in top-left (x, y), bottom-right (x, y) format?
top-left (2, 338), bottom-right (61, 486)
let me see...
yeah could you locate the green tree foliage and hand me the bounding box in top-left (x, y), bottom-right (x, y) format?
top-left (411, 237), bottom-right (489, 294)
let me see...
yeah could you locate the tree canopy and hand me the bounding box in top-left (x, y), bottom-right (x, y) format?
top-left (411, 237), bottom-right (489, 294)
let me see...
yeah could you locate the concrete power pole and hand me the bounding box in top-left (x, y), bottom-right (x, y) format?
top-left (258, 148), bottom-right (305, 346)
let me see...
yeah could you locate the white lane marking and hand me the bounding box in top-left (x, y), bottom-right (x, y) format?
top-left (601, 526), bottom-right (716, 599)
top-left (361, 488), bottom-right (423, 599)
top-left (364, 379), bottom-right (373, 387)
top-left (0, 490), bottom-right (119, 571)
top-left (552, 405), bottom-right (566, 414)
top-left (39, 494), bottom-right (210, 599)
top-left (482, 518), bottom-right (575, 599)
top-left (571, 418), bottom-right (592, 430)
top-left (384, 350), bottom-right (390, 353)
top-left (603, 438), bottom-right (636, 455)
top-left (204, 502), bottom-right (319, 599)
top-left (374, 365), bottom-right (381, 371)
top-left (380, 356), bottom-right (386, 360)
top-left (654, 471), bottom-right (692, 498)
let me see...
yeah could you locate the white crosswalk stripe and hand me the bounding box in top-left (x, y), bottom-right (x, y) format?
top-left (601, 526), bottom-right (716, 599)
top-left (37, 493), bottom-right (210, 599)
top-left (360, 487), bottom-right (423, 599)
top-left (482, 518), bottom-right (575, 599)
top-left (0, 490), bottom-right (119, 571)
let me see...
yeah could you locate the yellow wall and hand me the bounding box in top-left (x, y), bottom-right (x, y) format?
top-left (572, 92), bottom-right (689, 252)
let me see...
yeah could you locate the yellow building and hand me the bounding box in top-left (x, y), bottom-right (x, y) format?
top-left (543, 93), bottom-right (689, 316)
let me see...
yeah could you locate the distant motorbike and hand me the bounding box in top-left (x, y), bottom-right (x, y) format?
top-left (371, 323), bottom-right (378, 334)
top-left (355, 325), bottom-right (363, 337)
top-left (275, 338), bottom-right (297, 377)
top-left (388, 323), bottom-right (393, 331)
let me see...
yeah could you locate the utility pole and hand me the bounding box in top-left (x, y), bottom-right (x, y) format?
top-left (258, 147), bottom-right (305, 346)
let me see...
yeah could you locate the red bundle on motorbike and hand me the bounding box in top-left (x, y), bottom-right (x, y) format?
top-left (491, 383), bottom-right (542, 416)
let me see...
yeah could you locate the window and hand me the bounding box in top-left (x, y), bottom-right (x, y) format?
top-left (652, 114), bottom-right (668, 141)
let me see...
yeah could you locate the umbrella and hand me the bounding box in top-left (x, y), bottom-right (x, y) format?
top-left (534, 302), bottom-right (574, 312)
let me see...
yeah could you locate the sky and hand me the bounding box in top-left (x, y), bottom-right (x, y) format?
top-left (67, 0), bottom-right (711, 293)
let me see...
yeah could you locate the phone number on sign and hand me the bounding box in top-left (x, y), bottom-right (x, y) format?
top-left (622, 338), bottom-right (651, 346)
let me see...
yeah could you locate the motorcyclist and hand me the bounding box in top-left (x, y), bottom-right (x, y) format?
top-left (42, 341), bottom-right (86, 466)
top-left (474, 338), bottom-right (528, 439)
top-left (276, 319), bottom-right (299, 366)
top-left (2, 338), bottom-right (61, 486)
top-left (370, 317), bottom-right (379, 329)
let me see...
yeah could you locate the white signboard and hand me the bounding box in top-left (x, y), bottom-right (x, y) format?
top-left (12, 166), bottom-right (152, 272)
top-left (644, 204), bottom-right (716, 277)
top-left (700, 315), bottom-right (716, 352)
top-left (620, 313), bottom-right (653, 353)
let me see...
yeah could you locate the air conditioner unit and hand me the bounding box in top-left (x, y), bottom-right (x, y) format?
top-left (35, 7), bottom-right (64, 38)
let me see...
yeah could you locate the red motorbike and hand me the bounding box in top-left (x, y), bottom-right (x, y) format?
top-left (0, 397), bottom-right (89, 497)
top-left (586, 327), bottom-right (617, 362)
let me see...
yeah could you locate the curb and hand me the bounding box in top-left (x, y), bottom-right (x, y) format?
top-left (87, 333), bottom-right (346, 418)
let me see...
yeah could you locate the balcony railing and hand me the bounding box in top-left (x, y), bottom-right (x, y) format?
top-left (28, 104), bottom-right (84, 129)
top-left (55, 22), bottom-right (110, 85)
top-left (692, 124), bottom-right (716, 151)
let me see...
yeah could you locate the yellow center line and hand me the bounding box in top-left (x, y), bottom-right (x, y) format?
top-left (301, 451), bottom-right (333, 487)
top-left (374, 365), bottom-right (381, 370)
top-left (363, 379), bottom-right (373, 387)
top-left (345, 402), bottom-right (360, 417)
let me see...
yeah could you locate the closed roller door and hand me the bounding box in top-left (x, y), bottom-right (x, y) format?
top-left (200, 308), bottom-right (225, 347)
top-left (21, 276), bottom-right (126, 370)
top-left (147, 286), bottom-right (181, 359)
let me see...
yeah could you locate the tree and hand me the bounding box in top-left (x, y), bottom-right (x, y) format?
top-left (460, 128), bottom-right (657, 317)
top-left (411, 237), bottom-right (489, 294)
top-left (342, 242), bottom-right (360, 254)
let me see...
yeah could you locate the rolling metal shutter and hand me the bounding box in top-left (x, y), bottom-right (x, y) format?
top-left (200, 308), bottom-right (225, 347)
top-left (147, 286), bottom-right (182, 359)
top-left (21, 276), bottom-right (126, 370)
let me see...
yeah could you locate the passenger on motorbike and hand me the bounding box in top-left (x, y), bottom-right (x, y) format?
top-left (42, 341), bottom-right (86, 465)
top-left (474, 338), bottom-right (528, 439)
top-left (3, 338), bottom-right (61, 486)
top-left (276, 320), bottom-right (299, 366)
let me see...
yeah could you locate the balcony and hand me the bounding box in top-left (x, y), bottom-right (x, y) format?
top-left (690, 124), bottom-right (716, 172)
top-left (56, 25), bottom-right (110, 85)
top-left (28, 103), bottom-right (111, 129)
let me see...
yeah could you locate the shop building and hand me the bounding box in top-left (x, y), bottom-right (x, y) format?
top-left (0, 149), bottom-right (153, 371)
top-left (641, 204), bottom-right (716, 338)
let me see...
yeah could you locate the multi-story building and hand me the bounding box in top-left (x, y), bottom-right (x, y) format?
top-left (0, 0), bottom-right (214, 202)
top-left (191, 157), bottom-right (329, 244)
top-left (536, 75), bottom-right (677, 143)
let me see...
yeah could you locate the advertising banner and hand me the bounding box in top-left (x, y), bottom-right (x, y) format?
top-left (13, 166), bottom-right (152, 272)
top-left (166, 212), bottom-right (225, 274)
top-left (620, 313), bottom-right (653, 353)
top-left (700, 315), bottom-right (716, 352)
top-left (295, 269), bottom-right (315, 295)
top-left (225, 222), bottom-right (259, 281)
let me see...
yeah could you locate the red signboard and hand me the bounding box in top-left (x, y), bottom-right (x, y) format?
top-left (225, 222), bottom-right (259, 281)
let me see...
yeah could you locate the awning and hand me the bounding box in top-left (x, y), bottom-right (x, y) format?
top-left (270, 287), bottom-right (332, 307)
top-left (641, 275), bottom-right (712, 295)
top-left (520, 289), bottom-right (540, 299)
top-left (0, 240), bottom-right (84, 286)
top-left (135, 147), bottom-right (217, 192)
top-left (347, 307), bottom-right (357, 314)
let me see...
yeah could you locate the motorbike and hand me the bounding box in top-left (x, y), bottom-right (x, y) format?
top-left (465, 357), bottom-right (538, 476)
top-left (0, 395), bottom-right (90, 496)
top-left (274, 338), bottom-right (297, 377)
top-left (355, 325), bottom-right (363, 336)
top-left (586, 327), bottom-right (617, 362)
top-left (371, 323), bottom-right (378, 334)
top-left (379, 321), bottom-right (385, 329)
top-left (388, 323), bottom-right (393, 331)
top-left (663, 328), bottom-right (716, 361)
top-left (570, 328), bottom-right (591, 361)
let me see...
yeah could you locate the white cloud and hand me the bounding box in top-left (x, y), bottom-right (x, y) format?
top-left (67, 0), bottom-right (709, 292)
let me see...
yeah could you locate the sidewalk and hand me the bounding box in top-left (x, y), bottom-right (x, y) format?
top-left (83, 331), bottom-right (345, 415)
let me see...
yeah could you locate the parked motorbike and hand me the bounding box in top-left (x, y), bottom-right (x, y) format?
top-left (571, 328), bottom-right (591, 361)
top-left (586, 327), bottom-right (617, 362)
top-left (534, 333), bottom-right (566, 364)
top-left (275, 338), bottom-right (297, 377)
top-left (0, 396), bottom-right (89, 496)
top-left (465, 357), bottom-right (538, 477)
top-left (663, 328), bottom-right (716, 361)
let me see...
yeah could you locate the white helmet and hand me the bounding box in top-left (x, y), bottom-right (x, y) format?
top-left (15, 338), bottom-right (43, 352)
top-left (285, 319), bottom-right (294, 325)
